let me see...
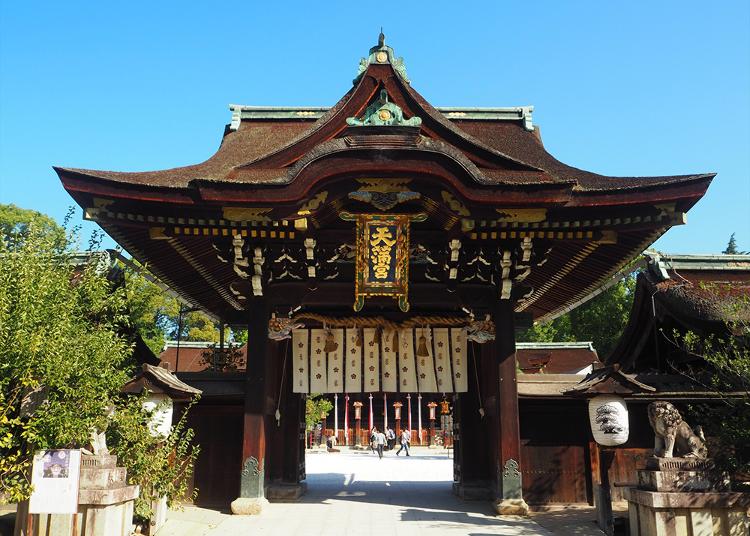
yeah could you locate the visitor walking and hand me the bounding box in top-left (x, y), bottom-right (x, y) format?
top-left (370, 427), bottom-right (377, 453)
top-left (374, 428), bottom-right (387, 459)
top-left (396, 428), bottom-right (410, 456)
top-left (386, 427), bottom-right (395, 450)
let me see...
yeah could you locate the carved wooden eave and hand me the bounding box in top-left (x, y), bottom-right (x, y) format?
top-left (55, 37), bottom-right (715, 324)
top-left (563, 366), bottom-right (657, 397)
top-left (121, 363), bottom-right (202, 401)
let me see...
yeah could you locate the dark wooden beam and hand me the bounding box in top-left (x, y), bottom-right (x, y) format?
top-left (492, 299), bottom-right (526, 510)
top-left (238, 299), bottom-right (270, 506)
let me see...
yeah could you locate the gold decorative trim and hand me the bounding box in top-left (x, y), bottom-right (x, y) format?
top-left (297, 191), bottom-right (328, 215)
top-left (468, 230), bottom-right (598, 241)
top-left (170, 227), bottom-right (293, 240)
top-left (495, 208), bottom-right (547, 223)
top-left (222, 207), bottom-right (272, 222)
top-left (441, 191), bottom-right (470, 217)
top-left (93, 197), bottom-right (115, 208)
top-left (355, 178), bottom-right (412, 193)
top-left (149, 227), bottom-right (169, 240)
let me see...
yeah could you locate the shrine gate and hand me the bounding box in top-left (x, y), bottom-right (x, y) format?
top-left (57, 36), bottom-right (713, 513)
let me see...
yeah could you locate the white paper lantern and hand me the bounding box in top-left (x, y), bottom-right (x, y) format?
top-left (143, 393), bottom-right (174, 439)
top-left (588, 394), bottom-right (629, 446)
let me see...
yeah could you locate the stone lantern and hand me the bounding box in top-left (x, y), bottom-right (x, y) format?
top-left (393, 401), bottom-right (403, 435)
top-left (121, 363), bottom-right (201, 533)
top-left (426, 402), bottom-right (438, 447)
top-left (353, 401), bottom-right (364, 447)
top-left (122, 363), bottom-right (202, 437)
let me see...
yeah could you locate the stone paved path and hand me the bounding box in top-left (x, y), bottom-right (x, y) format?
top-left (159, 447), bottom-right (553, 535)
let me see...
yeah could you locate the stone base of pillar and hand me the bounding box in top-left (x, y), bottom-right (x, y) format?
top-left (148, 496), bottom-right (168, 535)
top-left (494, 498), bottom-right (530, 516)
top-left (452, 481), bottom-right (493, 500)
top-left (266, 482), bottom-right (307, 502)
top-left (230, 497), bottom-right (269, 515)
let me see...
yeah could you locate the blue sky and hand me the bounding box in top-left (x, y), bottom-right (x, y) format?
top-left (1, 1), bottom-right (748, 253)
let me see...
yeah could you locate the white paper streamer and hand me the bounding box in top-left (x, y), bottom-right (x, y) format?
top-left (415, 328), bottom-right (438, 393)
top-left (292, 329), bottom-right (309, 393)
top-left (450, 328), bottom-right (468, 392)
top-left (380, 329), bottom-right (398, 392)
top-left (363, 328), bottom-right (380, 392)
top-left (309, 329), bottom-right (327, 393)
top-left (432, 328), bottom-right (454, 393)
top-left (344, 328), bottom-right (362, 393)
top-left (326, 329), bottom-right (344, 393)
top-left (398, 328), bottom-right (418, 392)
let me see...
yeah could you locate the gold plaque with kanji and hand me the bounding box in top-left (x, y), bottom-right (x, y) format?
top-left (354, 214), bottom-right (410, 312)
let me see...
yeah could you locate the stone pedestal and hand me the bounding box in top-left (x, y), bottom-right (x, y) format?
top-left (15, 454), bottom-right (139, 536)
top-left (266, 482), bottom-right (307, 502)
top-left (77, 455), bottom-right (140, 536)
top-left (625, 457), bottom-right (749, 536)
top-left (452, 481), bottom-right (493, 501)
top-left (149, 496), bottom-right (168, 535)
top-left (230, 497), bottom-right (269, 515)
top-left (494, 498), bottom-right (530, 516)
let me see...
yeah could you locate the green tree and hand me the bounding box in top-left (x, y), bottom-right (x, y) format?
top-left (108, 397), bottom-right (199, 519)
top-left (519, 314), bottom-right (573, 344)
top-left (232, 328), bottom-right (249, 345)
top-left (518, 275), bottom-right (636, 359)
top-left (670, 293), bottom-right (750, 489)
top-left (182, 310), bottom-right (222, 342)
top-left (123, 265), bottom-right (181, 355)
top-left (122, 262), bottom-right (234, 353)
top-left (305, 394), bottom-right (333, 433)
top-left (0, 227), bottom-right (132, 501)
top-left (723, 233), bottom-right (747, 255)
top-left (0, 219), bottom-right (199, 518)
top-left (0, 203), bottom-right (66, 250)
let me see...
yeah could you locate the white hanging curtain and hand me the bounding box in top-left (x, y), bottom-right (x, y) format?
top-left (292, 329), bottom-right (309, 393)
top-left (415, 327), bottom-right (438, 392)
top-left (380, 329), bottom-right (398, 392)
top-left (362, 328), bottom-right (380, 392)
top-left (326, 329), bottom-right (344, 393)
top-left (292, 326), bottom-right (469, 393)
top-left (344, 328), bottom-right (362, 393)
top-left (450, 328), bottom-right (468, 392)
top-left (398, 328), bottom-right (418, 392)
top-left (309, 329), bottom-right (328, 393)
top-left (432, 328), bottom-right (454, 392)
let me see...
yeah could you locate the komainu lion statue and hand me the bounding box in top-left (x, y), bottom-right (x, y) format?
top-left (647, 401), bottom-right (707, 459)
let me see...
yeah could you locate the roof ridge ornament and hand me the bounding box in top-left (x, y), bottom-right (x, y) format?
top-left (354, 31), bottom-right (410, 84)
top-left (346, 89), bottom-right (422, 127)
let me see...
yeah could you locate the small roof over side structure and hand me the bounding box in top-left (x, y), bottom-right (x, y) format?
top-left (122, 363), bottom-right (202, 401)
top-left (607, 252), bottom-right (750, 373)
top-left (516, 341), bottom-right (599, 374)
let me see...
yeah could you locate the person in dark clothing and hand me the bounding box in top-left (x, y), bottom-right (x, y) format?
top-left (386, 427), bottom-right (396, 450)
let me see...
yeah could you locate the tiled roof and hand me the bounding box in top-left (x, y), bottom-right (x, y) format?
top-left (159, 342), bottom-right (247, 373)
top-left (516, 342), bottom-right (599, 374)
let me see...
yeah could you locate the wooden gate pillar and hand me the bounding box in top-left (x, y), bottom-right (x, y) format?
top-left (232, 299), bottom-right (271, 515)
top-left (492, 298), bottom-right (529, 515)
top-left (453, 343), bottom-right (492, 499)
top-left (267, 336), bottom-right (306, 500)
